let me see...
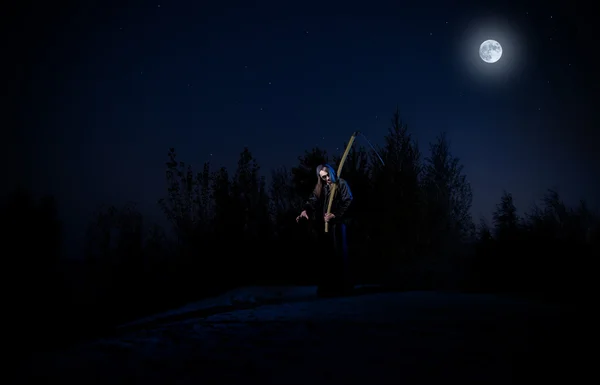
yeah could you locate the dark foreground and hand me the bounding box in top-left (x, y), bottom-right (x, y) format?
top-left (17, 291), bottom-right (577, 384)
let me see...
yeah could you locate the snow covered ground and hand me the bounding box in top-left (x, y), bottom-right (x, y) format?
top-left (119, 285), bottom-right (321, 329)
top-left (18, 289), bottom-right (573, 385)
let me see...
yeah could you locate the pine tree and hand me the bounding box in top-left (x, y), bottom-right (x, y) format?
top-left (370, 108), bottom-right (422, 265)
top-left (422, 132), bottom-right (474, 250)
top-left (492, 191), bottom-right (519, 241)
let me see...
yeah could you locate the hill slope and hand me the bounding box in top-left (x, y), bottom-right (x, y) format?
top-left (20, 290), bottom-right (576, 384)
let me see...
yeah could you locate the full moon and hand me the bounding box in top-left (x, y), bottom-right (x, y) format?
top-left (479, 39), bottom-right (502, 63)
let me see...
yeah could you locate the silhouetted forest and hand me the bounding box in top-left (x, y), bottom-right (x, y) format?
top-left (5, 110), bottom-right (597, 349)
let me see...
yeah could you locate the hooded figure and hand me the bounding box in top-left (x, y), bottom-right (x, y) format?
top-left (296, 164), bottom-right (353, 296)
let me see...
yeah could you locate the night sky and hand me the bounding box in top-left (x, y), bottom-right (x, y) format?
top-left (8, 0), bottom-right (598, 257)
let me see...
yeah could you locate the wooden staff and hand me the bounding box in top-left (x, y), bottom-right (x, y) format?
top-left (325, 131), bottom-right (358, 233)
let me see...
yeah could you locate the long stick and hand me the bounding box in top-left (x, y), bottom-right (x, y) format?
top-left (325, 131), bottom-right (358, 233)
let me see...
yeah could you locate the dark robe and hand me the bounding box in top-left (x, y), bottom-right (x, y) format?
top-left (304, 178), bottom-right (353, 295)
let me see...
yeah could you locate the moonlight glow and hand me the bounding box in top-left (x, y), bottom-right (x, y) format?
top-left (479, 40), bottom-right (502, 63)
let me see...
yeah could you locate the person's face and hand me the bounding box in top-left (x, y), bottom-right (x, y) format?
top-left (319, 169), bottom-right (332, 185)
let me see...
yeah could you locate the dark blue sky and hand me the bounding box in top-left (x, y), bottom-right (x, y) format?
top-left (8, 0), bottom-right (598, 257)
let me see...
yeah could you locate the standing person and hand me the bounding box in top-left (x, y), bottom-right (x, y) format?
top-left (296, 164), bottom-right (353, 296)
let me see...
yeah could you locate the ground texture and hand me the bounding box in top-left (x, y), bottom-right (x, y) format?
top-left (18, 289), bottom-right (576, 385)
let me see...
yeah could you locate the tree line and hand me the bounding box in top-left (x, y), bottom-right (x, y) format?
top-left (3, 109), bottom-right (597, 348)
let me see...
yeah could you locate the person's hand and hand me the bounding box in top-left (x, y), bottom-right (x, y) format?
top-left (296, 210), bottom-right (309, 223)
top-left (324, 213), bottom-right (335, 222)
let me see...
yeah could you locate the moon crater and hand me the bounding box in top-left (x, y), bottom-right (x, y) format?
top-left (479, 40), bottom-right (502, 63)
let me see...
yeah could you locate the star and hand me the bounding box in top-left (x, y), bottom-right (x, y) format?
top-left (268, 81), bottom-right (271, 85)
